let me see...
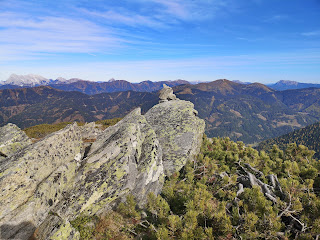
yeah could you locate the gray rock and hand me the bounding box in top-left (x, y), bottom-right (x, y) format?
top-left (0, 123), bottom-right (82, 240)
top-left (145, 100), bottom-right (205, 175)
top-left (159, 84), bottom-right (177, 103)
top-left (35, 108), bottom-right (164, 238)
top-left (0, 123), bottom-right (32, 158)
top-left (79, 122), bottom-right (102, 140)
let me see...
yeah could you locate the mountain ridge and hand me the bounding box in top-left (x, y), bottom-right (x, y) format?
top-left (1, 80), bottom-right (320, 144)
top-left (267, 80), bottom-right (320, 91)
top-left (0, 74), bottom-right (190, 94)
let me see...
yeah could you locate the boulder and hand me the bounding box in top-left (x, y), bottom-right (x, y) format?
top-left (0, 123), bottom-right (83, 240)
top-left (0, 123), bottom-right (32, 158)
top-left (145, 100), bottom-right (205, 175)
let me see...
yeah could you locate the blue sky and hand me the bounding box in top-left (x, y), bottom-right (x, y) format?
top-left (0, 0), bottom-right (319, 83)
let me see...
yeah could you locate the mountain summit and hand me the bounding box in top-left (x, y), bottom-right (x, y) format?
top-left (2, 74), bottom-right (51, 87)
top-left (268, 80), bottom-right (320, 91)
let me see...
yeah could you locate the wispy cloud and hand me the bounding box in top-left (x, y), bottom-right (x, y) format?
top-left (264, 14), bottom-right (289, 22)
top-left (80, 0), bottom-right (230, 29)
top-left (141, 0), bottom-right (234, 22)
top-left (302, 30), bottom-right (320, 36)
top-left (236, 37), bottom-right (263, 42)
top-left (149, 0), bottom-right (230, 20)
top-left (0, 0), bottom-right (235, 61)
top-left (0, 11), bottom-right (125, 61)
top-left (80, 8), bottom-right (169, 29)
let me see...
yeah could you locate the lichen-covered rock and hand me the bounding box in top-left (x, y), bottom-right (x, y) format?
top-left (145, 100), bottom-right (205, 175)
top-left (0, 123), bottom-right (82, 240)
top-left (36, 108), bottom-right (164, 238)
top-left (79, 122), bottom-right (102, 140)
top-left (61, 108), bottom-right (163, 216)
top-left (0, 123), bottom-right (32, 157)
top-left (0, 99), bottom-right (205, 239)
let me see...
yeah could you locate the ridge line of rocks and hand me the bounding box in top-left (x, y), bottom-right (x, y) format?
top-left (0, 86), bottom-right (205, 239)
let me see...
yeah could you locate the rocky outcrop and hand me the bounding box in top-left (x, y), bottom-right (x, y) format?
top-left (33, 108), bottom-right (165, 239)
top-left (0, 97), bottom-right (204, 239)
top-left (0, 123), bottom-right (31, 158)
top-left (145, 100), bottom-right (205, 175)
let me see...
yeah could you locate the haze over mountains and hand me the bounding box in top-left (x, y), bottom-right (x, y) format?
top-left (1, 79), bottom-right (320, 145)
top-left (267, 80), bottom-right (320, 91)
top-left (1, 74), bottom-right (320, 93)
top-left (0, 74), bottom-right (190, 94)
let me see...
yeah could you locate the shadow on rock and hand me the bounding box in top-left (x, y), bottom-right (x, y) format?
top-left (0, 222), bottom-right (36, 240)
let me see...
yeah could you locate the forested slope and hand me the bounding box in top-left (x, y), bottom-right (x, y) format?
top-left (257, 121), bottom-right (320, 160)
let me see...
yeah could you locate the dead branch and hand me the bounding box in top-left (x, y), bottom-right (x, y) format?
top-left (277, 194), bottom-right (292, 218)
top-left (236, 183), bottom-right (244, 197)
top-left (243, 163), bottom-right (264, 178)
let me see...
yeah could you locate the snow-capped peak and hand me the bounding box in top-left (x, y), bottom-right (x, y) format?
top-left (4, 74), bottom-right (51, 87)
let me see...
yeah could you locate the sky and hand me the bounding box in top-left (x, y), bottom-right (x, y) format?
top-left (0, 0), bottom-right (320, 83)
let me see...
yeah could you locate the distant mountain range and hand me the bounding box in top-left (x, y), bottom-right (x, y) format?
top-left (173, 80), bottom-right (320, 143)
top-left (0, 74), bottom-right (189, 94)
top-left (267, 80), bottom-right (320, 91)
top-left (257, 121), bottom-right (320, 160)
top-left (48, 79), bottom-right (189, 94)
top-left (1, 79), bottom-right (320, 144)
top-left (232, 80), bottom-right (252, 84)
top-left (1, 74), bottom-right (320, 93)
